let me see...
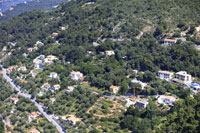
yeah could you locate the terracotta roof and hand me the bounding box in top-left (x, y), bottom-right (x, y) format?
top-left (43, 83), bottom-right (50, 86)
top-left (7, 66), bottom-right (17, 70)
top-left (50, 98), bottom-right (56, 102)
top-left (50, 72), bottom-right (57, 74)
top-left (30, 128), bottom-right (40, 133)
top-left (164, 39), bottom-right (176, 42)
top-left (20, 80), bottom-right (27, 83)
top-left (110, 85), bottom-right (119, 89)
top-left (10, 97), bottom-right (19, 101)
top-left (31, 112), bottom-right (40, 116)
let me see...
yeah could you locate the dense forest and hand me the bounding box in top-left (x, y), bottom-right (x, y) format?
top-left (0, 0), bottom-right (200, 132)
top-left (0, 76), bottom-right (14, 101)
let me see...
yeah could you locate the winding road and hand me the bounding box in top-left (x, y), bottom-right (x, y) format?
top-left (1, 66), bottom-right (65, 133)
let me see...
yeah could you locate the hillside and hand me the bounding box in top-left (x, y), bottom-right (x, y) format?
top-left (0, 0), bottom-right (200, 132)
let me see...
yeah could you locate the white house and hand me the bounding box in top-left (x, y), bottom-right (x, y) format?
top-left (51, 84), bottom-right (60, 91)
top-left (109, 85), bottom-right (120, 94)
top-left (105, 50), bottom-right (115, 56)
top-left (69, 71), bottom-right (83, 80)
top-left (49, 72), bottom-right (58, 78)
top-left (163, 39), bottom-right (177, 46)
top-left (41, 83), bottom-right (51, 91)
top-left (66, 86), bottom-right (76, 94)
top-left (175, 71), bottom-right (192, 83)
top-left (158, 70), bottom-right (174, 81)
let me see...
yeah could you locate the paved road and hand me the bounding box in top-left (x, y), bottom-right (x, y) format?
top-left (1, 66), bottom-right (65, 133)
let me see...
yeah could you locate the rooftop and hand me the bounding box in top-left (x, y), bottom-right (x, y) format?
top-left (164, 39), bottom-right (176, 42)
top-left (10, 97), bottom-right (19, 101)
top-left (158, 70), bottom-right (174, 75)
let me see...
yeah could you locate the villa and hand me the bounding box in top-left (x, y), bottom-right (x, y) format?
top-left (163, 39), bottom-right (177, 46)
top-left (52, 32), bottom-right (58, 37)
top-left (51, 84), bottom-right (60, 91)
top-left (10, 97), bottom-right (19, 104)
top-left (7, 65), bottom-right (17, 74)
top-left (109, 85), bottom-right (120, 94)
top-left (44, 55), bottom-right (58, 65)
top-left (175, 71), bottom-right (192, 83)
top-left (158, 70), bottom-right (174, 81)
top-left (17, 66), bottom-right (27, 72)
top-left (29, 112), bottom-right (40, 122)
top-left (49, 72), bottom-right (58, 78)
top-left (66, 86), bottom-right (76, 94)
top-left (41, 83), bottom-right (51, 91)
top-left (69, 71), bottom-right (83, 80)
top-left (105, 50), bottom-right (115, 56)
top-left (2, 46), bottom-right (7, 51)
top-left (50, 98), bottom-right (56, 104)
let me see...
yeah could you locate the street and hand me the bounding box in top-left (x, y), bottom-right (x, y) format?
top-left (1, 66), bottom-right (65, 133)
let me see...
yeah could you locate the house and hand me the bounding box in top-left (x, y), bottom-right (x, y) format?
top-left (175, 71), bottom-right (192, 83)
top-left (37, 92), bottom-right (44, 97)
top-left (30, 128), bottom-right (40, 133)
top-left (130, 79), bottom-right (147, 90)
top-left (0, 71), bottom-right (3, 75)
top-left (52, 84), bottom-right (60, 91)
top-left (66, 115), bottom-right (81, 126)
top-left (18, 66), bottom-right (27, 72)
top-left (41, 83), bottom-right (51, 91)
top-left (135, 99), bottom-right (149, 109)
top-left (7, 66), bottom-right (17, 74)
top-left (27, 48), bottom-right (33, 52)
top-left (87, 51), bottom-right (94, 56)
top-left (52, 32), bottom-right (58, 37)
top-left (35, 41), bottom-right (44, 47)
top-left (29, 112), bottom-right (40, 121)
top-left (2, 46), bottom-right (7, 51)
top-left (109, 85), bottom-right (120, 94)
top-left (44, 55), bottom-right (58, 65)
top-left (157, 95), bottom-right (177, 106)
top-left (158, 70), bottom-right (174, 81)
top-left (49, 72), bottom-right (58, 78)
top-left (34, 63), bottom-right (44, 70)
top-left (132, 69), bottom-right (138, 74)
top-left (20, 80), bottom-right (27, 83)
top-left (7, 52), bottom-right (12, 56)
top-left (59, 26), bottom-right (67, 31)
top-left (10, 97), bottom-right (19, 104)
top-left (93, 42), bottom-right (100, 47)
top-left (66, 86), bottom-right (75, 94)
top-left (50, 98), bottom-right (56, 104)
top-left (69, 71), bottom-right (83, 80)
top-left (30, 70), bottom-right (38, 78)
top-left (33, 58), bottom-right (43, 65)
top-left (163, 39), bottom-right (177, 46)
top-left (105, 50), bottom-right (115, 56)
